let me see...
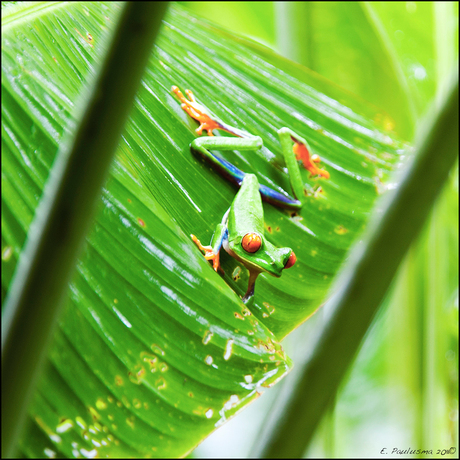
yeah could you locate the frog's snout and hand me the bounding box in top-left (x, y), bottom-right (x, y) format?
top-left (268, 247), bottom-right (294, 275)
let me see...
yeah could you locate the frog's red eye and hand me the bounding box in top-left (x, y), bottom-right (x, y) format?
top-left (284, 251), bottom-right (296, 269)
top-left (242, 233), bottom-right (262, 253)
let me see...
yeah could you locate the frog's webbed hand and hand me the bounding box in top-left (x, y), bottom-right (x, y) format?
top-left (190, 234), bottom-right (223, 273)
top-left (172, 85), bottom-right (229, 137)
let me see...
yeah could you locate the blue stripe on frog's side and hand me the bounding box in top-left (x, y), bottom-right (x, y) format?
top-left (191, 144), bottom-right (302, 210)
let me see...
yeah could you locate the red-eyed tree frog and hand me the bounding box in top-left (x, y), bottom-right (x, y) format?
top-left (172, 85), bottom-right (329, 304)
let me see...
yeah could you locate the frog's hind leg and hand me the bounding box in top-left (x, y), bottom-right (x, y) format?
top-left (172, 85), bottom-right (223, 136)
top-left (277, 127), bottom-right (308, 202)
top-left (172, 85), bottom-right (240, 137)
top-left (191, 136), bottom-right (302, 210)
top-left (190, 135), bottom-right (262, 185)
top-left (278, 127), bottom-right (329, 180)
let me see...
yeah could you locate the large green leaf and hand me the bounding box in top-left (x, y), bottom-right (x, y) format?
top-left (1, 2), bottom-right (405, 457)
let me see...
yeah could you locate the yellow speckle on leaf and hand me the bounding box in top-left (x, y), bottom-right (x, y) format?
top-left (335, 225), bottom-right (348, 235)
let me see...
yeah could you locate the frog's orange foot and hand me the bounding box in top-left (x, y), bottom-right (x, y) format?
top-left (172, 85), bottom-right (224, 137)
top-left (293, 141), bottom-right (330, 179)
top-left (191, 234), bottom-right (223, 273)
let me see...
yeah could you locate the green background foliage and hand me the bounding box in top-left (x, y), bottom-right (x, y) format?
top-left (1, 1), bottom-right (458, 458)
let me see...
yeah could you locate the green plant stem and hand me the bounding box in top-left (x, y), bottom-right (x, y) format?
top-left (275, 2), bottom-right (313, 68)
top-left (1, 2), bottom-right (168, 457)
top-left (363, 2), bottom-right (417, 130)
top-left (254, 74), bottom-right (458, 458)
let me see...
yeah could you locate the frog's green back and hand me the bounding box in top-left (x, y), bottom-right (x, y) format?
top-left (227, 174), bottom-right (264, 240)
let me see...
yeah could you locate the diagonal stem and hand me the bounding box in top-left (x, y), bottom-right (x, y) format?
top-left (254, 73), bottom-right (458, 458)
top-left (1, 3), bottom-right (168, 457)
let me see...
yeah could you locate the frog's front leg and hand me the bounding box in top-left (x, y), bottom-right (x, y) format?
top-left (190, 234), bottom-right (222, 273)
top-left (278, 127), bottom-right (329, 202)
top-left (191, 210), bottom-right (229, 273)
top-left (242, 271), bottom-right (260, 305)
